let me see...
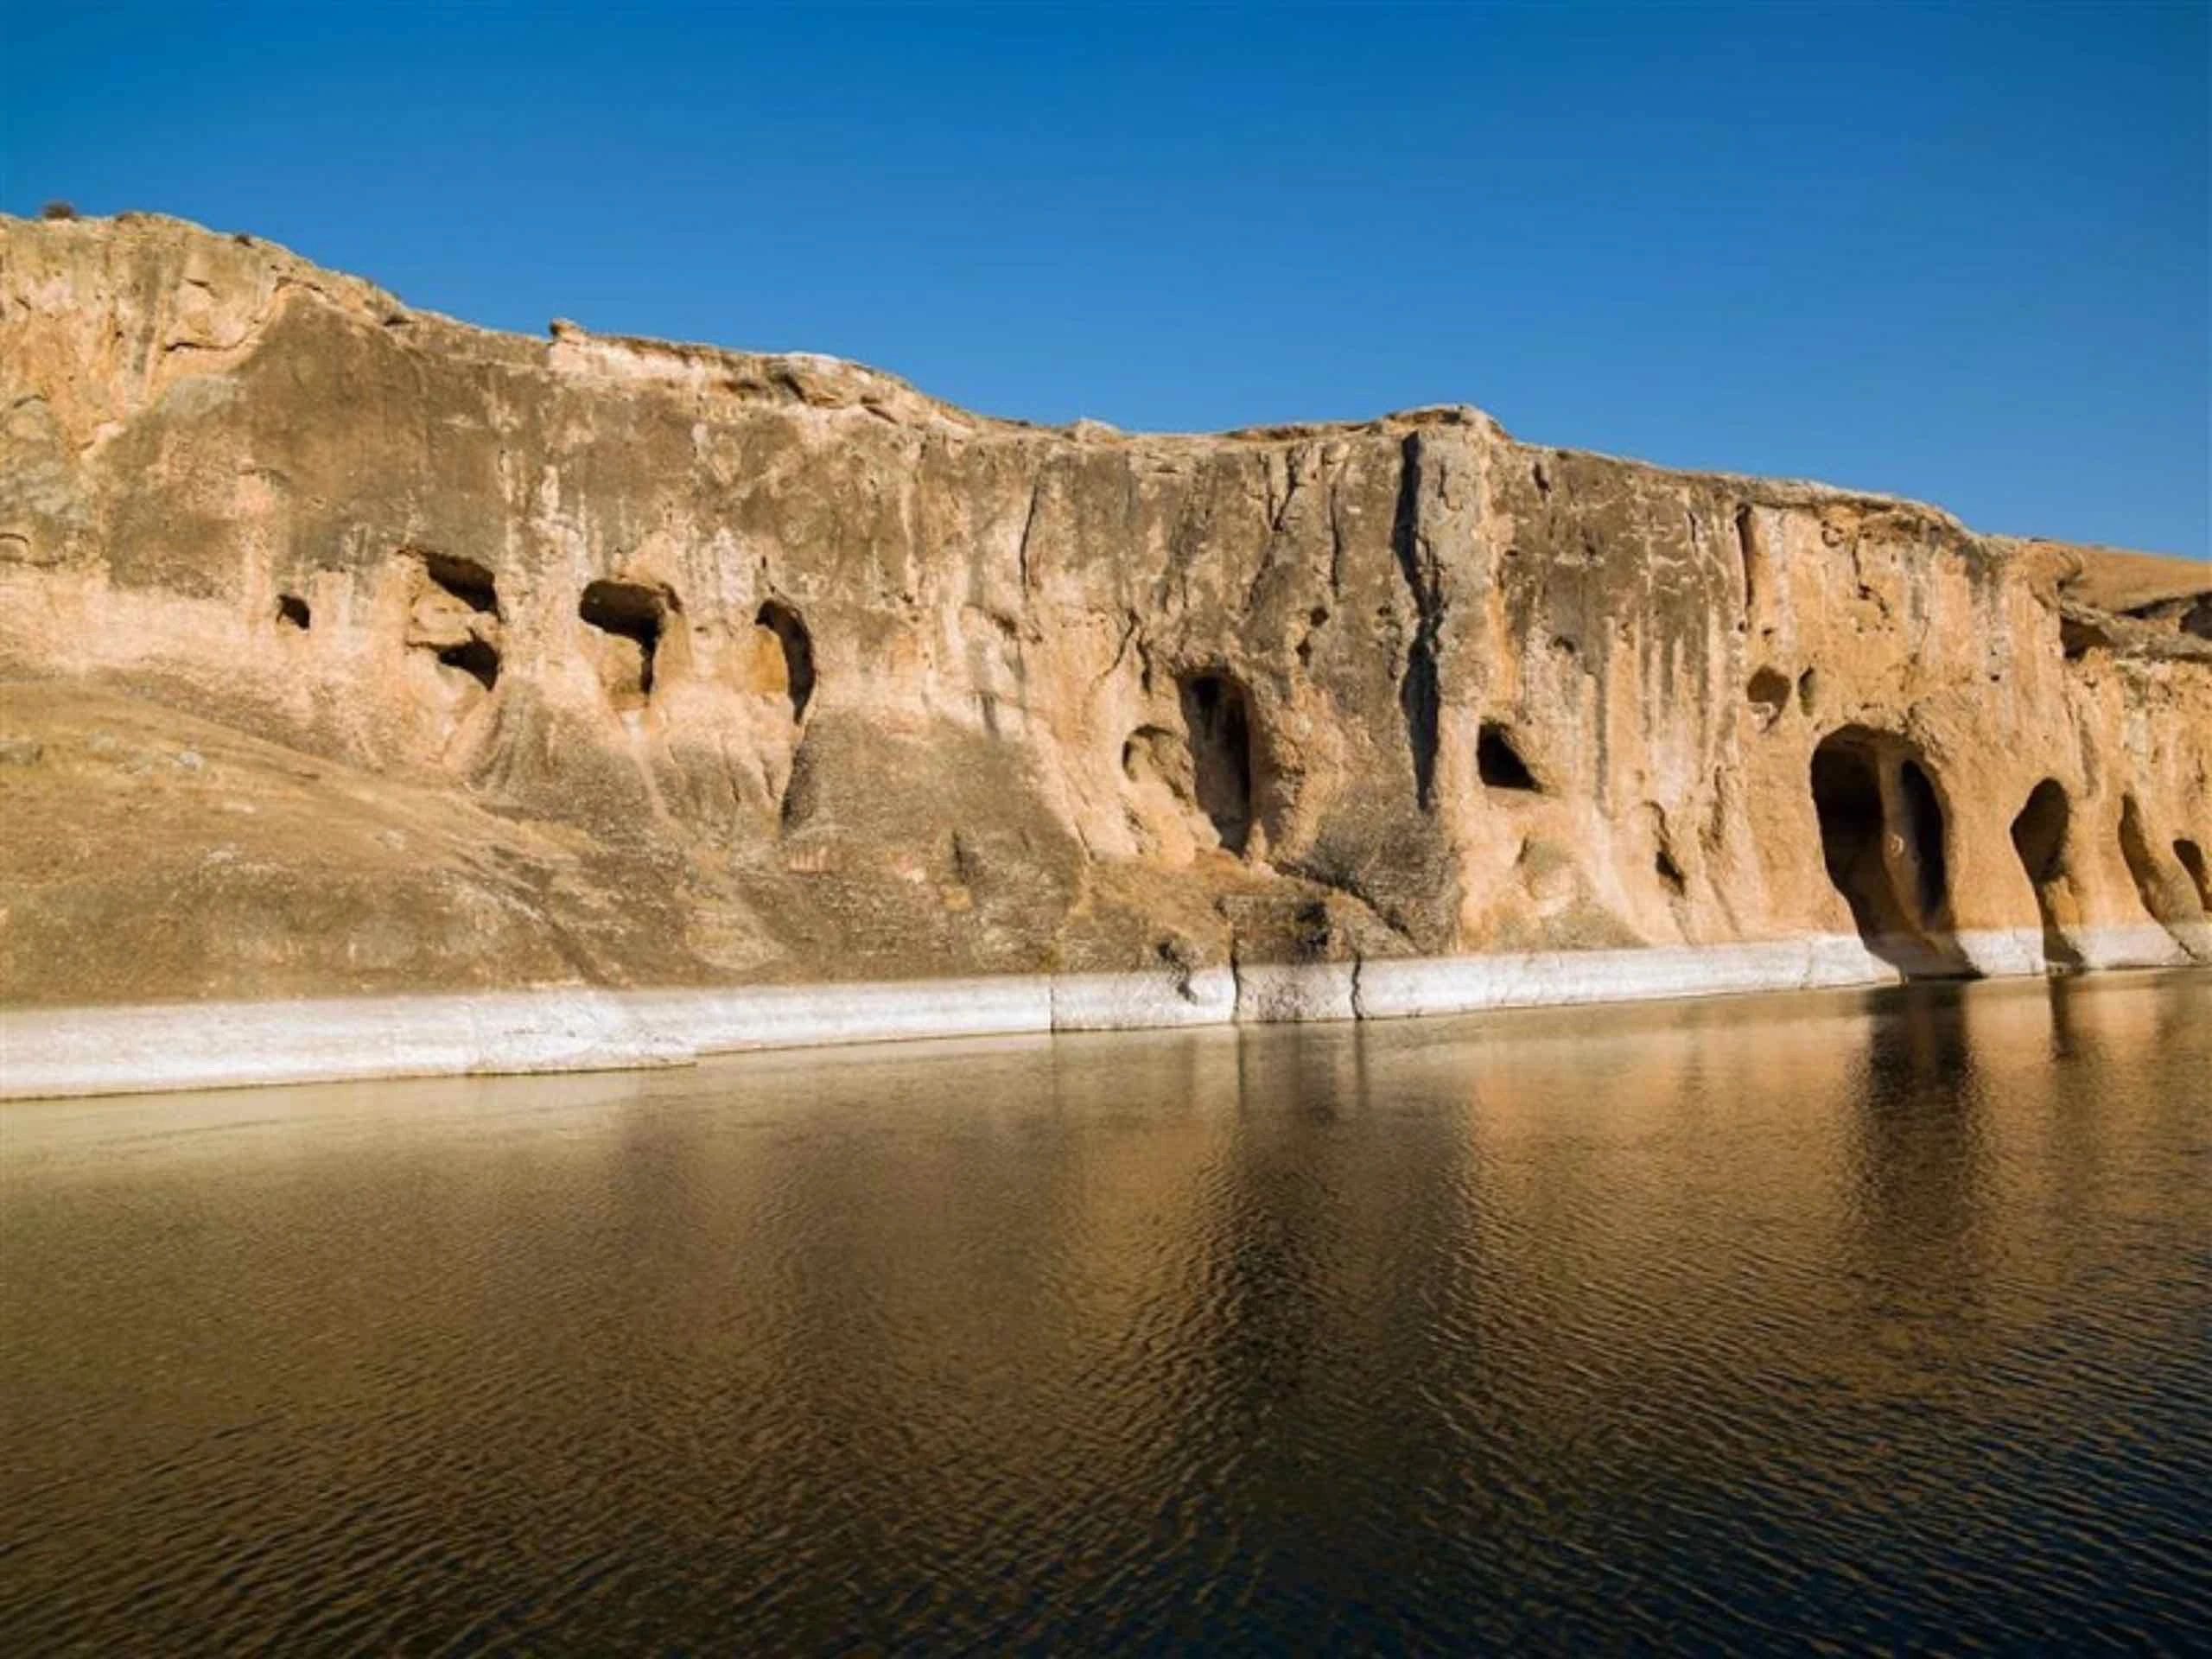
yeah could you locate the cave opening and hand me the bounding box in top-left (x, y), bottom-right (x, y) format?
top-left (2009, 779), bottom-right (2081, 971)
top-left (421, 552), bottom-right (499, 616)
top-left (276, 593), bottom-right (310, 630)
top-left (1897, 760), bottom-right (1949, 924)
top-left (435, 639), bottom-right (500, 692)
top-left (1477, 723), bottom-right (1540, 792)
top-left (399, 549), bottom-right (504, 699)
top-left (1809, 728), bottom-right (1962, 976)
top-left (580, 580), bottom-right (672, 706)
top-left (756, 601), bottom-right (816, 720)
top-left (2178, 838), bottom-right (2212, 912)
top-left (1179, 671), bottom-right (1254, 855)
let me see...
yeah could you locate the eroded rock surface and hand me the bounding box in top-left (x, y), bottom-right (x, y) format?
top-left (3, 213), bottom-right (2209, 1010)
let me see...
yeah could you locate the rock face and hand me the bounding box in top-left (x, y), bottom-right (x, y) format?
top-left (3, 213), bottom-right (2209, 1021)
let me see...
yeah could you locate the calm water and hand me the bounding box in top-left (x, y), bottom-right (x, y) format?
top-left (3, 975), bottom-right (2209, 1653)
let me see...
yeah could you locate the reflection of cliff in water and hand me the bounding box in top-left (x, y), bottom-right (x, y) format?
top-left (2, 976), bottom-right (2206, 1650)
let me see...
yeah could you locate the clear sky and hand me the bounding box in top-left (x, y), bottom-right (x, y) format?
top-left (6, 2), bottom-right (2207, 556)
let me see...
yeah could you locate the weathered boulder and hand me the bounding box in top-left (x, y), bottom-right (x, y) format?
top-left (3, 212), bottom-right (2208, 1016)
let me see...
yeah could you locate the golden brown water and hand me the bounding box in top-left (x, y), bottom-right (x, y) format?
top-left (3, 973), bottom-right (2208, 1650)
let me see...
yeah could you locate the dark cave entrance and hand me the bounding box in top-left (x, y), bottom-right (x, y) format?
top-left (1897, 760), bottom-right (1948, 924)
top-left (756, 601), bottom-right (816, 720)
top-left (2009, 779), bottom-right (2081, 971)
top-left (1476, 722), bottom-right (1541, 792)
top-left (409, 550), bottom-right (503, 692)
top-left (1810, 728), bottom-right (1966, 977)
top-left (581, 579), bottom-right (674, 708)
top-left (435, 639), bottom-right (500, 692)
top-left (2178, 838), bottom-right (2212, 913)
top-left (1179, 671), bottom-right (1254, 855)
top-left (422, 552), bottom-right (500, 617)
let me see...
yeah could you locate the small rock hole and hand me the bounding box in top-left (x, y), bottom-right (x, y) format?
top-left (1477, 723), bottom-right (1541, 792)
top-left (435, 639), bottom-right (499, 692)
top-left (1747, 667), bottom-right (1791, 726)
top-left (1656, 847), bottom-right (1686, 894)
top-left (276, 594), bottom-right (311, 630)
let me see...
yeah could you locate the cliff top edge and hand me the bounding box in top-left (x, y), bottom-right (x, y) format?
top-left (5, 209), bottom-right (2204, 599)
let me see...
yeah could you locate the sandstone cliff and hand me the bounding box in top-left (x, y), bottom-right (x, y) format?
top-left (3, 213), bottom-right (2208, 1030)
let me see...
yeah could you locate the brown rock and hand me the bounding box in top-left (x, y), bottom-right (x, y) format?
top-left (2, 211), bottom-right (2208, 1014)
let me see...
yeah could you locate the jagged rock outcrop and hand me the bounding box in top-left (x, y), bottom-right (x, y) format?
top-left (3, 213), bottom-right (2209, 1024)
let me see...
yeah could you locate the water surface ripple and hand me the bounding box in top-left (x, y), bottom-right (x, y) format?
top-left (3, 974), bottom-right (2209, 1652)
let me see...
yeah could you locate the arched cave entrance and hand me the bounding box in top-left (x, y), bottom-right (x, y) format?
top-left (579, 579), bottom-right (675, 709)
top-left (2008, 779), bottom-right (2081, 971)
top-left (1179, 671), bottom-right (1254, 855)
top-left (755, 601), bottom-right (815, 721)
top-left (1809, 727), bottom-right (1967, 977)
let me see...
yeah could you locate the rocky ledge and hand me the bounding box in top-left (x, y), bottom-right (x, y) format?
top-left (2, 213), bottom-right (2207, 1094)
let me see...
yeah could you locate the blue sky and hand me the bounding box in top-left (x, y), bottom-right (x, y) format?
top-left (5, 3), bottom-right (2206, 556)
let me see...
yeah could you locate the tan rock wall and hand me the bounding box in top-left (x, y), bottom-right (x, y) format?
top-left (3, 213), bottom-right (2207, 1008)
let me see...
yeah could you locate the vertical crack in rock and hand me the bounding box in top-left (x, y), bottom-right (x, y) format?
top-left (1392, 433), bottom-right (1443, 810)
top-left (1325, 473), bottom-right (1348, 601)
top-left (1015, 472), bottom-right (1044, 595)
top-left (1732, 505), bottom-right (1760, 626)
